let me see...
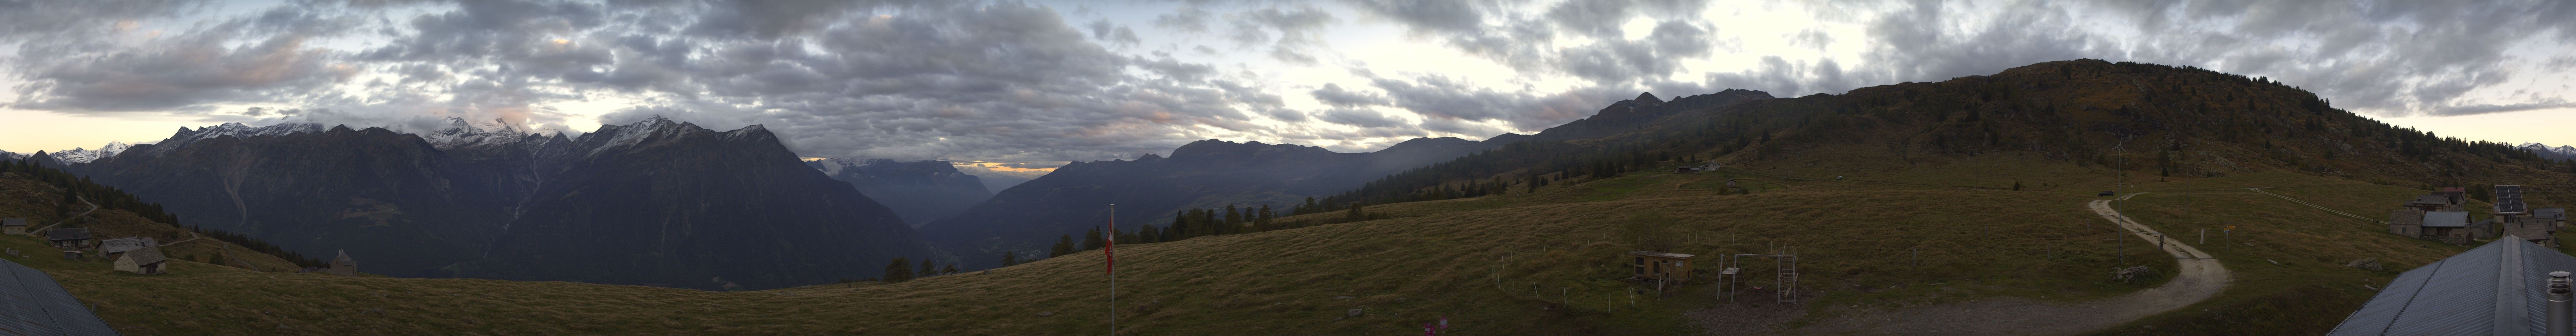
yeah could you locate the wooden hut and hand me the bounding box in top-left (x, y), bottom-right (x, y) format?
top-left (1, 218), bottom-right (25, 235)
top-left (329, 249), bottom-right (357, 276)
top-left (113, 246), bottom-right (168, 275)
top-left (1626, 251), bottom-right (1696, 282)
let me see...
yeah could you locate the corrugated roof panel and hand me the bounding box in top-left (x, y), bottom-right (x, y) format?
top-left (2424, 212), bottom-right (2472, 228)
top-left (2332, 239), bottom-right (2576, 336)
top-left (2517, 240), bottom-right (2576, 336)
top-left (0, 258), bottom-right (120, 336)
top-left (2330, 257), bottom-right (2453, 336)
top-left (2381, 240), bottom-right (2506, 335)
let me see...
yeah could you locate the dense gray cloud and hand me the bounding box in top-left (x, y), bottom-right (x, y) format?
top-left (9, 18), bottom-right (355, 112)
top-left (1345, 0), bottom-right (2576, 119)
top-left (1309, 83), bottom-right (1389, 107)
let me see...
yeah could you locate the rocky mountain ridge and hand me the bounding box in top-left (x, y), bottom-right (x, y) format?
top-left (60, 116), bottom-right (930, 289)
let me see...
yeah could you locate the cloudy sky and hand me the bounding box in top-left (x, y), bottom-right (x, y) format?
top-left (3, 0), bottom-right (2574, 177)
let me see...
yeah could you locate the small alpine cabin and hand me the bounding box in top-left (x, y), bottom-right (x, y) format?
top-left (1, 218), bottom-right (25, 235)
top-left (1626, 251), bottom-right (1695, 282)
top-left (114, 246), bottom-right (168, 275)
top-left (45, 228), bottom-right (90, 249)
top-left (330, 249), bottom-right (358, 276)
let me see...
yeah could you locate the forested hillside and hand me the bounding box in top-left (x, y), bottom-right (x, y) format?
top-left (1301, 59), bottom-right (2576, 215)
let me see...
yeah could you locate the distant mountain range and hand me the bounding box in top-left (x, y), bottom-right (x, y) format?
top-left (919, 135), bottom-right (1546, 268)
top-left (806, 158), bottom-right (993, 226)
top-left (2520, 142), bottom-right (2576, 161)
top-left (47, 116), bottom-right (931, 290)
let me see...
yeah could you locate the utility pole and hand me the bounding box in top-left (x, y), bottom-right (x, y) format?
top-left (2115, 134), bottom-right (2130, 265)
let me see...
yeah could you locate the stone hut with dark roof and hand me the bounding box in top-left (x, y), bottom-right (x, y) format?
top-left (0, 218), bottom-right (25, 235)
top-left (114, 246), bottom-right (168, 275)
top-left (2388, 210), bottom-right (2426, 236)
top-left (2504, 217), bottom-right (2559, 247)
top-left (45, 228), bottom-right (90, 249)
top-left (99, 237), bottom-right (155, 260)
top-left (2422, 211), bottom-right (2475, 245)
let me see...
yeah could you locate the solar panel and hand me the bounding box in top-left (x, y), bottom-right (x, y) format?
top-left (2495, 185), bottom-right (2527, 214)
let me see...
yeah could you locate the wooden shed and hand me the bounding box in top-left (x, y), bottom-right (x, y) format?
top-left (1626, 251), bottom-right (1695, 282)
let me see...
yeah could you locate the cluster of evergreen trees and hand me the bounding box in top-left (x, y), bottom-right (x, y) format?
top-left (997, 203), bottom-right (1390, 268)
top-left (876, 257), bottom-right (960, 283)
top-left (0, 159), bottom-right (326, 267)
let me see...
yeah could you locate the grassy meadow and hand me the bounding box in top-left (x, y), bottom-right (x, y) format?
top-left (0, 143), bottom-right (2525, 335)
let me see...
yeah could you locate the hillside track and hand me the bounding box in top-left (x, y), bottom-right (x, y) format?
top-left (20, 195), bottom-right (97, 237)
top-left (1792, 196), bottom-right (2232, 336)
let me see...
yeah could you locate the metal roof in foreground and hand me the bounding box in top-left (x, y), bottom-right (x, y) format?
top-left (2329, 237), bottom-right (2576, 336)
top-left (0, 258), bottom-right (119, 336)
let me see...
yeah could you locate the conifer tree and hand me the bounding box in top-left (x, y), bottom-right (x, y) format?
top-left (1082, 227), bottom-right (1105, 250)
top-left (1051, 234), bottom-right (1077, 257)
top-left (1000, 252), bottom-right (1018, 267)
top-left (942, 264), bottom-right (959, 275)
top-left (882, 258), bottom-right (913, 283)
top-left (920, 260), bottom-right (937, 277)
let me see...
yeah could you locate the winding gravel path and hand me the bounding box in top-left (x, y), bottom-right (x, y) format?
top-left (1792, 194), bottom-right (2232, 336)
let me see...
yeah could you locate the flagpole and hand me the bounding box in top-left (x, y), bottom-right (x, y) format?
top-left (1108, 203), bottom-right (1117, 336)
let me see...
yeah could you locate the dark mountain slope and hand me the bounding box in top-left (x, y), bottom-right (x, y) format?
top-left (452, 118), bottom-right (931, 290)
top-left (1523, 89), bottom-right (1772, 142)
top-left (74, 125), bottom-right (518, 277)
top-left (807, 158), bottom-right (993, 226)
top-left (920, 136), bottom-right (1524, 268)
top-left (63, 117), bottom-right (929, 289)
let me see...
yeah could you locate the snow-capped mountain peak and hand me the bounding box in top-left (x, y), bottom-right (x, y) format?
top-left (2520, 142), bottom-right (2576, 161)
top-left (2520, 142), bottom-right (2576, 155)
top-left (579, 115), bottom-right (713, 156)
top-left (169, 122), bottom-right (325, 145)
top-left (420, 117), bottom-right (540, 150)
top-left (49, 141), bottom-right (132, 164)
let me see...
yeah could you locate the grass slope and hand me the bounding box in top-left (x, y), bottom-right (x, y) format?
top-left (13, 143), bottom-right (2537, 335)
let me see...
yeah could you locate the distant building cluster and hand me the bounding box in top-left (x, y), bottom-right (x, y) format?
top-left (35, 227), bottom-right (174, 275)
top-left (2386, 185), bottom-right (2566, 246)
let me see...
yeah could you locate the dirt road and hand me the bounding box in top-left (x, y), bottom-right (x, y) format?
top-left (1791, 194), bottom-right (2232, 336)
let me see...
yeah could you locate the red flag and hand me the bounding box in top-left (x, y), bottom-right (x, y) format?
top-left (1106, 206), bottom-right (1116, 275)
